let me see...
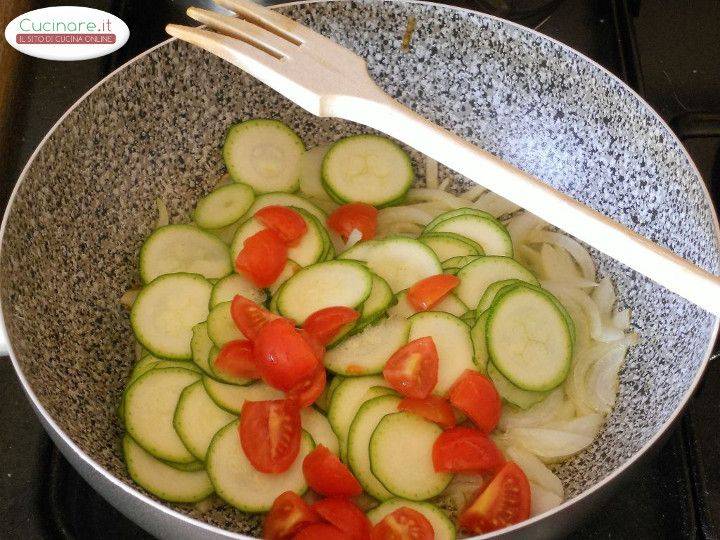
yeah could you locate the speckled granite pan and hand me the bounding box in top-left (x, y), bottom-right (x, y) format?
top-left (1, 0), bottom-right (718, 538)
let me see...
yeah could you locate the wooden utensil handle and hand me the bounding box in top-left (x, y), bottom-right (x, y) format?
top-left (329, 83), bottom-right (720, 316)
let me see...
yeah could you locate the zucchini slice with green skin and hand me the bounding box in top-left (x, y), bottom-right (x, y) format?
top-left (487, 362), bottom-right (549, 410)
top-left (348, 395), bottom-right (401, 500)
top-left (124, 367), bottom-right (201, 463)
top-left (322, 134), bottom-right (413, 207)
top-left (316, 375), bottom-right (344, 412)
top-left (369, 412), bottom-right (452, 500)
top-left (441, 255), bottom-right (480, 273)
top-left (123, 435), bottom-right (213, 503)
top-left (268, 260), bottom-right (302, 296)
top-left (223, 119), bottom-right (305, 193)
top-left (504, 282), bottom-right (576, 344)
top-left (367, 499), bottom-right (456, 540)
top-left (300, 407), bottom-right (340, 455)
top-left (455, 256), bottom-right (538, 310)
top-left (131, 273), bottom-right (212, 360)
top-left (327, 375), bottom-right (391, 462)
top-left (191, 322), bottom-right (215, 375)
top-left (364, 237), bottom-right (442, 293)
top-left (207, 301), bottom-right (244, 347)
top-left (206, 421), bottom-right (313, 512)
top-left (430, 214), bottom-right (513, 257)
top-left (248, 192), bottom-right (326, 223)
top-left (324, 317), bottom-right (410, 376)
top-left (460, 310), bottom-right (476, 327)
top-left (203, 377), bottom-right (283, 414)
top-left (338, 240), bottom-right (380, 261)
top-left (362, 386), bottom-right (398, 400)
top-left (162, 459), bottom-right (206, 472)
top-left (408, 312), bottom-right (476, 395)
top-left (210, 273), bottom-right (266, 307)
top-left (173, 380), bottom-right (235, 461)
top-left (355, 274), bottom-right (394, 330)
top-left (470, 309), bottom-right (490, 373)
top-left (139, 225), bottom-right (232, 284)
top-left (193, 183), bottom-right (255, 230)
top-left (129, 355), bottom-right (162, 383)
top-left (476, 278), bottom-right (523, 314)
top-left (389, 291), bottom-right (467, 319)
top-left (420, 232), bottom-right (483, 261)
top-left (487, 285), bottom-right (572, 391)
top-left (424, 207), bottom-right (497, 231)
top-left (298, 144), bottom-right (331, 199)
top-left (276, 260), bottom-right (372, 324)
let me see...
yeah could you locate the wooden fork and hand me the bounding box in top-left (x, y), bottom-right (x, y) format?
top-left (167, 0), bottom-right (720, 317)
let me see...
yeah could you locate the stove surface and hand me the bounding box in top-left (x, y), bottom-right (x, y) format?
top-left (1, 1), bottom-right (718, 538)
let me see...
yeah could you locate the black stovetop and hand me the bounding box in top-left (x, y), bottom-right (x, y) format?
top-left (1, 1), bottom-right (719, 538)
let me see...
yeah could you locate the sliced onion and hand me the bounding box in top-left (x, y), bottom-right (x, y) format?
top-left (612, 308), bottom-right (632, 331)
top-left (120, 288), bottom-right (140, 309)
top-left (543, 413), bottom-right (604, 437)
top-left (377, 206), bottom-right (434, 226)
top-left (378, 222), bottom-right (423, 237)
top-left (592, 276), bottom-right (616, 317)
top-left (541, 279), bottom-right (598, 289)
top-left (507, 211), bottom-right (543, 245)
top-left (329, 230), bottom-right (345, 254)
top-left (528, 230), bottom-right (596, 281)
top-left (498, 388), bottom-right (564, 431)
top-left (406, 188), bottom-right (467, 209)
top-left (436, 474), bottom-right (486, 512)
top-left (507, 425), bottom-right (595, 462)
top-left (585, 346), bottom-right (627, 414)
top-left (551, 398), bottom-right (577, 422)
top-left (425, 156), bottom-right (439, 188)
top-left (544, 283), bottom-right (624, 342)
top-left (506, 446), bottom-right (564, 497)
top-left (473, 192), bottom-right (521, 218)
top-left (540, 244), bottom-right (580, 282)
top-left (530, 482), bottom-right (564, 516)
top-left (462, 184), bottom-right (487, 201)
top-left (155, 198), bottom-right (169, 229)
top-left (518, 245), bottom-right (543, 274)
top-left (344, 228), bottom-right (363, 250)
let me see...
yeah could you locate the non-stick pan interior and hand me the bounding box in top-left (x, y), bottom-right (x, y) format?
top-left (1, 0), bottom-right (718, 535)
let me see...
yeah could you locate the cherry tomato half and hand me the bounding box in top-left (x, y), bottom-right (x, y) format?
top-left (256, 205), bottom-right (308, 246)
top-left (213, 339), bottom-right (260, 379)
top-left (264, 491), bottom-right (319, 540)
top-left (231, 295), bottom-right (282, 341)
top-left (383, 337), bottom-right (439, 399)
top-left (370, 507), bottom-right (434, 540)
top-left (448, 370), bottom-right (501, 434)
top-left (327, 203), bottom-right (378, 241)
top-left (406, 274), bottom-right (460, 312)
top-left (287, 365), bottom-right (326, 408)
top-left (294, 523), bottom-right (351, 540)
top-left (239, 399), bottom-right (301, 474)
top-left (303, 306), bottom-right (360, 346)
top-left (432, 426), bottom-right (504, 474)
top-left (302, 445), bottom-right (362, 497)
top-left (312, 498), bottom-right (372, 540)
top-left (236, 228), bottom-right (288, 287)
top-left (397, 396), bottom-right (456, 429)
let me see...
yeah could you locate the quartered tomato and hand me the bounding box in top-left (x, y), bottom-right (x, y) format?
top-left (370, 507), bottom-right (434, 540)
top-left (231, 295), bottom-right (281, 340)
top-left (264, 491), bottom-right (319, 540)
top-left (294, 523), bottom-right (352, 540)
top-left (303, 306), bottom-right (360, 346)
top-left (239, 399), bottom-right (301, 474)
top-left (406, 274), bottom-right (460, 312)
top-left (397, 396), bottom-right (456, 429)
top-left (383, 337), bottom-right (439, 399)
top-left (256, 205), bottom-right (308, 246)
top-left (236, 228), bottom-right (288, 287)
top-left (254, 318), bottom-right (319, 391)
top-left (448, 370), bottom-right (501, 433)
top-left (312, 498), bottom-right (372, 540)
top-left (327, 203), bottom-right (378, 241)
top-left (300, 329), bottom-right (326, 361)
top-left (432, 427), bottom-right (504, 474)
top-left (213, 339), bottom-right (259, 379)
top-left (459, 461), bottom-right (531, 534)
top-left (302, 445), bottom-right (362, 497)
top-left (287, 365), bottom-right (326, 408)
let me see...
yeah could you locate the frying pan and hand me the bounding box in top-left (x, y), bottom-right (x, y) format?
top-left (1, 0), bottom-right (718, 538)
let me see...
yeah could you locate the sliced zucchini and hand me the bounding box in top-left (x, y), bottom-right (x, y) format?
top-left (364, 237), bottom-right (442, 293)
top-left (429, 214), bottom-right (513, 257)
top-left (424, 208), bottom-right (496, 231)
top-left (487, 362), bottom-right (549, 410)
top-left (206, 421), bottom-right (313, 512)
top-left (203, 377), bottom-right (283, 414)
top-left (362, 386), bottom-right (398, 401)
top-left (248, 192), bottom-right (326, 223)
top-left (324, 317), bottom-right (410, 376)
top-left (191, 322), bottom-right (215, 375)
top-left (298, 144), bottom-right (331, 199)
top-left (162, 459), bottom-right (206, 472)
top-left (316, 375), bottom-right (344, 412)
top-left (327, 375), bottom-right (390, 461)
top-left (367, 499), bottom-right (456, 540)
top-left (207, 219), bottom-right (241, 245)
top-left (207, 301), bottom-right (244, 346)
top-left (408, 312), bottom-right (476, 395)
top-left (173, 380), bottom-right (235, 461)
top-left (139, 225), bottom-right (232, 284)
top-left (369, 412), bottom-right (452, 500)
top-left (420, 232), bottom-right (483, 261)
top-left (210, 273), bottom-right (266, 307)
top-left (152, 359), bottom-right (202, 373)
top-left (223, 119), bottom-right (305, 193)
top-left (348, 395), bottom-right (401, 500)
top-left (123, 435), bottom-right (213, 503)
top-left (276, 260), bottom-right (372, 324)
top-left (441, 255), bottom-right (480, 272)
top-left (322, 135), bottom-right (413, 207)
top-left (338, 240), bottom-right (379, 261)
top-left (129, 355), bottom-right (162, 383)
top-left (193, 183), bottom-right (255, 230)
top-left (476, 278), bottom-right (523, 314)
top-left (455, 256), bottom-right (538, 309)
top-left (131, 273), bottom-right (212, 360)
top-left (268, 260), bottom-right (302, 296)
top-left (460, 310), bottom-right (476, 327)
top-left (486, 285), bottom-right (572, 391)
top-left (301, 407), bottom-right (340, 455)
top-left (124, 367), bottom-right (201, 463)
top-left (388, 291), bottom-right (467, 319)
top-left (357, 274), bottom-right (394, 329)
top-left (470, 310), bottom-right (490, 373)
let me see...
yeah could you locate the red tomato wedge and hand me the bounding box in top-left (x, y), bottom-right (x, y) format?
top-left (213, 339), bottom-right (259, 379)
top-left (287, 365), bottom-right (326, 408)
top-left (383, 337), bottom-right (439, 399)
top-left (397, 396), bottom-right (456, 429)
top-left (327, 203), bottom-right (378, 241)
top-left (231, 295), bottom-right (282, 341)
top-left (254, 318), bottom-right (319, 391)
top-left (256, 205), bottom-right (308, 246)
top-left (448, 370), bottom-right (501, 433)
top-left (236, 228), bottom-right (288, 287)
top-left (406, 274), bottom-right (460, 312)
top-left (294, 523), bottom-right (352, 540)
top-left (312, 498), bottom-right (372, 540)
top-left (432, 426), bottom-right (504, 473)
top-left (239, 399), bottom-right (301, 474)
top-left (370, 507), bottom-right (434, 540)
top-left (300, 329), bottom-right (326, 361)
top-left (264, 491), bottom-right (319, 540)
top-left (302, 445), bottom-right (362, 497)
top-left (303, 307), bottom-right (360, 346)
top-left (459, 461), bottom-right (531, 534)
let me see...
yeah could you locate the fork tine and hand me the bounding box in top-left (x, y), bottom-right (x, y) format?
top-left (213, 0), bottom-right (304, 45)
top-left (186, 7), bottom-right (296, 59)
